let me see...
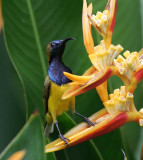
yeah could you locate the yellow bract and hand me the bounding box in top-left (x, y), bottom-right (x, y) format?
top-left (88, 10), bottom-right (109, 37)
top-left (104, 86), bottom-right (136, 114)
top-left (89, 40), bottom-right (123, 71)
top-left (114, 49), bottom-right (143, 79)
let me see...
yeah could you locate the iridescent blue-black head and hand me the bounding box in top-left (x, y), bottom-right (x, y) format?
top-left (47, 37), bottom-right (75, 63)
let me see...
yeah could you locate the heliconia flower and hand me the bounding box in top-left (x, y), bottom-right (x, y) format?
top-left (62, 45), bottom-right (143, 100)
top-left (62, 0), bottom-right (119, 102)
top-left (103, 86), bottom-right (137, 113)
top-left (82, 0), bottom-right (118, 52)
top-left (45, 86), bottom-right (143, 153)
top-left (114, 49), bottom-right (143, 94)
top-left (45, 0), bottom-right (143, 154)
top-left (63, 66), bottom-right (112, 100)
top-left (87, 0), bottom-right (118, 49)
top-left (62, 42), bottom-right (123, 101)
top-left (62, 40), bottom-right (124, 102)
top-left (89, 40), bottom-right (123, 71)
top-left (114, 49), bottom-right (143, 80)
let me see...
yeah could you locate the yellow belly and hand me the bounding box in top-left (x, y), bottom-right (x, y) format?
top-left (47, 82), bottom-right (75, 122)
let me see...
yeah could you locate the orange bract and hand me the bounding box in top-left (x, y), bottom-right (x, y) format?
top-left (82, 0), bottom-right (94, 55)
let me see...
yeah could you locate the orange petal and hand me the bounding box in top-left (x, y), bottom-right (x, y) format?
top-left (105, 0), bottom-right (118, 49)
top-left (82, 0), bottom-right (94, 54)
top-left (105, 0), bottom-right (118, 32)
top-left (8, 150), bottom-right (26, 160)
top-left (96, 81), bottom-right (109, 102)
top-left (64, 72), bottom-right (95, 83)
top-left (62, 67), bottom-right (113, 99)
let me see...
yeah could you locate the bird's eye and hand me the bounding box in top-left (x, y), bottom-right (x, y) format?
top-left (51, 43), bottom-right (59, 47)
top-left (51, 43), bottom-right (55, 47)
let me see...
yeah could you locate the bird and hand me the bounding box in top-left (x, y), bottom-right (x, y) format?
top-left (43, 37), bottom-right (94, 145)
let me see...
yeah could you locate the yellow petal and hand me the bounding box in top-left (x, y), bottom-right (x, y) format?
top-left (82, 0), bottom-right (94, 54)
top-left (89, 54), bottom-right (102, 71)
top-left (82, 65), bottom-right (97, 76)
top-left (68, 66), bottom-right (97, 85)
top-left (63, 72), bottom-right (95, 83)
top-left (69, 82), bottom-right (84, 86)
top-left (62, 67), bottom-right (113, 99)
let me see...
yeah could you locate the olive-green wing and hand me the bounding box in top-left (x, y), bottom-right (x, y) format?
top-left (43, 75), bottom-right (51, 113)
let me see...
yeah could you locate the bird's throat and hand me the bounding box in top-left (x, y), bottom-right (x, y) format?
top-left (48, 56), bottom-right (72, 85)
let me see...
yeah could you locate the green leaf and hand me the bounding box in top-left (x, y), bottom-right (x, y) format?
top-left (2, 0), bottom-right (143, 159)
top-left (2, 0), bottom-right (47, 120)
top-left (0, 115), bottom-right (45, 160)
top-left (0, 31), bottom-right (25, 152)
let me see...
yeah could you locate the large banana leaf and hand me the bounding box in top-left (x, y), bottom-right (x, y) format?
top-left (0, 31), bottom-right (25, 152)
top-left (1, 0), bottom-right (143, 159)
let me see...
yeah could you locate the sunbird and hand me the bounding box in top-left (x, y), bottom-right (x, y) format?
top-left (43, 37), bottom-right (94, 145)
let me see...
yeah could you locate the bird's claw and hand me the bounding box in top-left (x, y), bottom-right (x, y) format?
top-left (59, 134), bottom-right (70, 146)
top-left (84, 118), bottom-right (95, 127)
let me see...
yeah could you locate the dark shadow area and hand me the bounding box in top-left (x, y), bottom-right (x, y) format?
top-left (0, 31), bottom-right (26, 152)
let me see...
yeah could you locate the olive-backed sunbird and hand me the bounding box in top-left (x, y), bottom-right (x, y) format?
top-left (43, 37), bottom-right (94, 145)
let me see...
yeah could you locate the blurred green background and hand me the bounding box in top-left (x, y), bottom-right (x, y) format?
top-left (0, 31), bottom-right (26, 152)
top-left (0, 0), bottom-right (143, 159)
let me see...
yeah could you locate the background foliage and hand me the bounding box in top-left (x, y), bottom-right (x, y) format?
top-left (0, 0), bottom-right (143, 159)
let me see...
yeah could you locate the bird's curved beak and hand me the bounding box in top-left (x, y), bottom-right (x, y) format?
top-left (63, 37), bottom-right (76, 44)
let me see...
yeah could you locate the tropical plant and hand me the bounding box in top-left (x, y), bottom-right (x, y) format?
top-left (0, 0), bottom-right (142, 160)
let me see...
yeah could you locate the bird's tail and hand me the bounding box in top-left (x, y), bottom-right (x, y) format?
top-left (44, 113), bottom-right (54, 137)
top-left (44, 123), bottom-right (54, 137)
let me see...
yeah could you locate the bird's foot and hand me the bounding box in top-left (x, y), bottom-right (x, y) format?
top-left (83, 117), bottom-right (95, 127)
top-left (75, 111), bottom-right (95, 127)
top-left (59, 134), bottom-right (70, 146)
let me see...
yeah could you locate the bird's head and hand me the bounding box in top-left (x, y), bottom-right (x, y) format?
top-left (46, 37), bottom-right (75, 63)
